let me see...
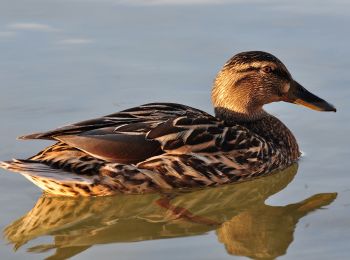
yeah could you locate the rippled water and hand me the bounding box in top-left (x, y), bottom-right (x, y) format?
top-left (0, 1), bottom-right (349, 259)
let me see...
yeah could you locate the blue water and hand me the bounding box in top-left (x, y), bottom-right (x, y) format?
top-left (0, 0), bottom-right (349, 259)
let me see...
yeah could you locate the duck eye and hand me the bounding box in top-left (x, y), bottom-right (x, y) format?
top-left (262, 66), bottom-right (272, 73)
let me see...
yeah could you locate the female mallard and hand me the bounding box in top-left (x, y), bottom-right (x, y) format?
top-left (0, 51), bottom-right (336, 196)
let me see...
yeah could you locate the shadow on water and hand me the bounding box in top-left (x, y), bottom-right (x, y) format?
top-left (4, 164), bottom-right (336, 260)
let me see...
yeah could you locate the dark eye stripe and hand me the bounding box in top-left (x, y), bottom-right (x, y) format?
top-left (236, 67), bottom-right (260, 73)
top-left (234, 74), bottom-right (255, 87)
top-left (236, 66), bottom-right (291, 80)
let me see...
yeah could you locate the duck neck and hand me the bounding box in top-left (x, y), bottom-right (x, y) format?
top-left (214, 107), bottom-right (268, 123)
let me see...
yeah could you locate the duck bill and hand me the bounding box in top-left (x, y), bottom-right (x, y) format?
top-left (284, 80), bottom-right (336, 112)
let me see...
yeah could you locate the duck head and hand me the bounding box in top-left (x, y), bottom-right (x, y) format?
top-left (212, 51), bottom-right (336, 121)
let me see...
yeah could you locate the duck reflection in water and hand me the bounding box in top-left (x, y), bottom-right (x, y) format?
top-left (4, 164), bottom-right (336, 260)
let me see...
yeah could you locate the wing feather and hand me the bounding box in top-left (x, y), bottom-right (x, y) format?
top-left (18, 103), bottom-right (210, 140)
top-left (18, 103), bottom-right (214, 163)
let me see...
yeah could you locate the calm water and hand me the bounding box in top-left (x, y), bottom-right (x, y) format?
top-left (0, 0), bottom-right (349, 259)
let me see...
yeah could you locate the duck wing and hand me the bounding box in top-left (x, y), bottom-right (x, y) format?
top-left (19, 103), bottom-right (209, 140)
top-left (19, 103), bottom-right (219, 163)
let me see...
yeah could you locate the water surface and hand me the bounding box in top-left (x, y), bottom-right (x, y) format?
top-left (0, 0), bottom-right (349, 259)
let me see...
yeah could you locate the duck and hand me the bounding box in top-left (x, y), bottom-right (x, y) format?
top-left (0, 51), bottom-right (336, 196)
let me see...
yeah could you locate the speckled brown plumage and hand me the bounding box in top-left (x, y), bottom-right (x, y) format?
top-left (0, 51), bottom-right (335, 196)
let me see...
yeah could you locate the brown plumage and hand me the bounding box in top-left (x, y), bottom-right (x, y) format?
top-left (0, 51), bottom-right (336, 196)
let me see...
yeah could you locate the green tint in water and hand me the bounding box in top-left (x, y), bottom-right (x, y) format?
top-left (4, 164), bottom-right (336, 260)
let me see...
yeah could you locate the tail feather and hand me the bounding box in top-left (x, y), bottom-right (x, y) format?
top-left (0, 160), bottom-right (102, 196)
top-left (17, 132), bottom-right (53, 140)
top-left (1, 159), bottom-right (94, 184)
